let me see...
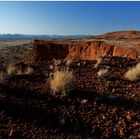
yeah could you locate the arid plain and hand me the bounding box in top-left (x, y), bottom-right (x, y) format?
top-left (0, 30), bottom-right (139, 138)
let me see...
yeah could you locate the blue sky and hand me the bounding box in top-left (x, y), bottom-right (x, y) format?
top-left (0, 1), bottom-right (140, 35)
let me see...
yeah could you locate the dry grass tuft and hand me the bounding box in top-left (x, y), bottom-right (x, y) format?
top-left (7, 63), bottom-right (17, 76)
top-left (24, 66), bottom-right (33, 75)
top-left (7, 63), bottom-right (33, 76)
top-left (52, 59), bottom-right (61, 67)
top-left (17, 69), bottom-right (23, 75)
top-left (94, 57), bottom-right (103, 68)
top-left (124, 62), bottom-right (140, 81)
top-left (50, 67), bottom-right (73, 97)
top-left (64, 58), bottom-right (73, 66)
top-left (66, 59), bottom-right (72, 66)
top-left (97, 68), bottom-right (109, 78)
top-left (0, 72), bottom-right (5, 82)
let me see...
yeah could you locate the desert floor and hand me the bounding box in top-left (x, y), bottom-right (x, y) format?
top-left (0, 39), bottom-right (139, 138)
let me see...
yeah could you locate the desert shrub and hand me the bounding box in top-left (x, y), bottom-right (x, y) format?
top-left (24, 66), bottom-right (33, 75)
top-left (0, 72), bottom-right (5, 82)
top-left (52, 59), bottom-right (61, 67)
top-left (66, 59), bottom-right (72, 66)
top-left (7, 63), bottom-right (17, 76)
top-left (17, 69), bottom-right (23, 75)
top-left (50, 67), bottom-right (74, 97)
top-left (7, 63), bottom-right (33, 76)
top-left (50, 59), bottom-right (62, 72)
top-left (94, 57), bottom-right (103, 68)
top-left (124, 62), bottom-right (140, 81)
top-left (97, 68), bottom-right (109, 78)
top-left (17, 66), bottom-right (33, 75)
top-left (64, 58), bottom-right (73, 66)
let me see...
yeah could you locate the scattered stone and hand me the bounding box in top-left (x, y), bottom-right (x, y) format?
top-left (120, 128), bottom-right (125, 137)
top-left (127, 115), bottom-right (132, 121)
top-left (60, 119), bottom-right (66, 125)
top-left (81, 99), bottom-right (88, 104)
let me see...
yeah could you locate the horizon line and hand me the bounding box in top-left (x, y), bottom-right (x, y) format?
top-left (0, 33), bottom-right (92, 36)
top-left (1, 29), bottom-right (140, 36)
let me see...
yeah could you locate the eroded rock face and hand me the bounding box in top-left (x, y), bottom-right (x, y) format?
top-left (33, 40), bottom-right (68, 62)
top-left (67, 41), bottom-right (114, 60)
top-left (113, 46), bottom-right (138, 58)
top-left (32, 39), bottom-right (139, 62)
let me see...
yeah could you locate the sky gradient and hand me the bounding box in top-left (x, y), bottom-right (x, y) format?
top-left (0, 1), bottom-right (140, 35)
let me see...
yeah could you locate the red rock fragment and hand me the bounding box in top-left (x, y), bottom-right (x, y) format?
top-left (126, 115), bottom-right (132, 121)
top-left (120, 128), bottom-right (125, 136)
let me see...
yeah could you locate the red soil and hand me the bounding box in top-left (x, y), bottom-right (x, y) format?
top-left (0, 31), bottom-right (140, 138)
top-left (0, 55), bottom-right (139, 138)
top-left (92, 30), bottom-right (140, 40)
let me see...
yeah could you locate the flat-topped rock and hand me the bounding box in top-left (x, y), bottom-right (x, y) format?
top-left (32, 39), bottom-right (139, 63)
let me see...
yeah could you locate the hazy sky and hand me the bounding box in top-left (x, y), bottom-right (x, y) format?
top-left (0, 1), bottom-right (140, 35)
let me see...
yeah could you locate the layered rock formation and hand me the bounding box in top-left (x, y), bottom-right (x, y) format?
top-left (31, 31), bottom-right (140, 62)
top-left (67, 41), bottom-right (114, 60)
top-left (33, 40), bottom-right (68, 61)
top-left (32, 39), bottom-right (139, 62)
top-left (113, 46), bottom-right (138, 58)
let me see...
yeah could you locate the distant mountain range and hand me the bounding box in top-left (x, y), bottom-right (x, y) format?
top-left (0, 34), bottom-right (89, 39)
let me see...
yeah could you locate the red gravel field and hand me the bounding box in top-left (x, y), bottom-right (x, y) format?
top-left (0, 36), bottom-right (139, 138)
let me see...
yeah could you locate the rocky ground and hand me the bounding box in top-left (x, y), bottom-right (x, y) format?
top-left (0, 55), bottom-right (139, 138)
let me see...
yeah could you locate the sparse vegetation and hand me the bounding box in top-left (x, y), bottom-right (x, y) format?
top-left (0, 35), bottom-right (140, 138)
top-left (94, 56), bottom-right (103, 68)
top-left (0, 72), bottom-right (5, 82)
top-left (97, 68), bottom-right (109, 78)
top-left (124, 62), bottom-right (140, 81)
top-left (7, 63), bottom-right (17, 76)
top-left (0, 40), bottom-right (32, 65)
top-left (24, 66), bottom-right (34, 75)
top-left (17, 69), bottom-right (23, 75)
top-left (53, 59), bottom-right (61, 67)
top-left (64, 58), bottom-right (73, 66)
top-left (7, 63), bottom-right (33, 76)
top-left (50, 67), bottom-right (74, 97)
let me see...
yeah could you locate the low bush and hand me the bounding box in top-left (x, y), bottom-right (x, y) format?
top-left (124, 62), bottom-right (140, 81)
top-left (97, 68), bottom-right (109, 78)
top-left (50, 67), bottom-right (74, 97)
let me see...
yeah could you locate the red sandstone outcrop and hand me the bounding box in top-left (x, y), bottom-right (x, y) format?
top-left (30, 30), bottom-right (140, 62)
top-left (67, 41), bottom-right (114, 60)
top-left (32, 39), bottom-right (139, 63)
top-left (33, 40), bottom-right (68, 61)
top-left (113, 46), bottom-right (138, 58)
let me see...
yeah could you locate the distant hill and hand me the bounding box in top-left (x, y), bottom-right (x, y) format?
top-left (92, 30), bottom-right (140, 40)
top-left (0, 34), bottom-right (89, 39)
